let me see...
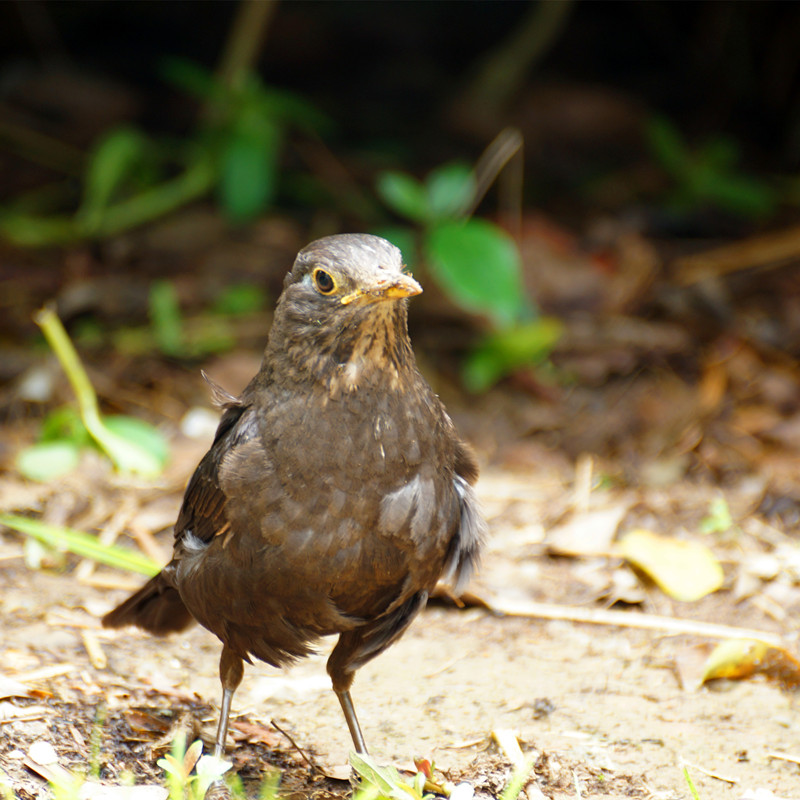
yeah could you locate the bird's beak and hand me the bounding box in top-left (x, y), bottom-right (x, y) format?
top-left (340, 273), bottom-right (423, 305)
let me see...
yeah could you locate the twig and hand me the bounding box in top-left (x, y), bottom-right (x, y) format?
top-left (81, 630), bottom-right (107, 670)
top-left (572, 453), bottom-right (594, 515)
top-left (681, 759), bottom-right (736, 785)
top-left (768, 751), bottom-right (800, 765)
top-left (130, 523), bottom-right (171, 566)
top-left (11, 664), bottom-right (75, 683)
top-left (0, 113), bottom-right (85, 176)
top-left (216, 0), bottom-right (277, 92)
top-left (76, 497), bottom-right (137, 580)
top-left (270, 719), bottom-right (321, 775)
top-left (485, 596), bottom-right (785, 647)
top-left (465, 127), bottom-right (524, 222)
top-left (460, 0), bottom-right (573, 116)
top-left (674, 225), bottom-right (800, 285)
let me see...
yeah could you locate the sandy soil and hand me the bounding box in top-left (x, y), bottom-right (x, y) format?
top-left (2, 460), bottom-right (800, 800)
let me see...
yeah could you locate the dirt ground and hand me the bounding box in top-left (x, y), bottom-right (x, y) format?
top-left (3, 451), bottom-right (800, 800)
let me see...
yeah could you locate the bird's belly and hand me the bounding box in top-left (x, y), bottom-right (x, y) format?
top-left (175, 472), bottom-right (457, 663)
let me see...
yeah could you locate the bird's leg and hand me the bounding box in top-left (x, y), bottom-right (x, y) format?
top-left (335, 688), bottom-right (368, 754)
top-left (214, 646), bottom-right (244, 759)
top-left (327, 634), bottom-right (369, 754)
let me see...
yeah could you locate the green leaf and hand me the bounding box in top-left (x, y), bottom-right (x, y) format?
top-left (219, 121), bottom-right (280, 222)
top-left (258, 85), bottom-right (332, 134)
top-left (104, 415), bottom-right (169, 472)
top-left (149, 279), bottom-right (184, 357)
top-left (646, 116), bottom-right (690, 178)
top-left (0, 513), bottom-right (160, 576)
top-left (703, 173), bottom-right (777, 218)
top-left (39, 406), bottom-right (91, 447)
top-left (16, 441), bottom-right (82, 482)
top-left (699, 496), bottom-right (734, 535)
top-left (78, 127), bottom-right (151, 234)
top-left (0, 213), bottom-right (78, 247)
top-left (213, 283), bottom-right (267, 316)
top-left (682, 765), bottom-right (702, 800)
top-left (350, 753), bottom-right (422, 800)
top-left (160, 57), bottom-right (220, 101)
top-left (425, 219), bottom-right (528, 327)
top-left (94, 425), bottom-right (165, 477)
top-left (700, 136), bottom-right (740, 171)
top-left (425, 162), bottom-right (474, 221)
top-left (376, 172), bottom-right (430, 223)
top-left (462, 317), bottom-right (563, 392)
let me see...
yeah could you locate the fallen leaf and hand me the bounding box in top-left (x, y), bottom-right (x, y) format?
top-left (229, 720), bottom-right (281, 747)
top-left (702, 639), bottom-right (800, 689)
top-left (0, 676), bottom-right (35, 700)
top-left (124, 710), bottom-right (171, 736)
top-left (547, 504), bottom-right (629, 556)
top-left (618, 529), bottom-right (724, 601)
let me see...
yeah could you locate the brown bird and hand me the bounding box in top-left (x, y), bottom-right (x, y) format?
top-left (103, 233), bottom-right (486, 759)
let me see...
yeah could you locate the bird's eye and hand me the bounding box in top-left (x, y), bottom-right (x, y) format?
top-left (313, 269), bottom-right (336, 295)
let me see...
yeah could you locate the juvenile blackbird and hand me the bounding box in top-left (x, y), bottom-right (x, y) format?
top-left (103, 233), bottom-right (486, 759)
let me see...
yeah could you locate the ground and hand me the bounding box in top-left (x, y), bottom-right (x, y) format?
top-left (3, 450), bottom-right (800, 799)
top-left (3, 215), bottom-right (800, 799)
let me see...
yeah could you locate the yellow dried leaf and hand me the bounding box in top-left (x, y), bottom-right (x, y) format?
top-left (618, 528), bottom-right (724, 602)
top-left (702, 638), bottom-right (800, 688)
top-left (701, 639), bottom-right (769, 683)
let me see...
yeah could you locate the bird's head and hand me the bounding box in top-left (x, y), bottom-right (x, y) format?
top-left (266, 234), bottom-right (423, 386)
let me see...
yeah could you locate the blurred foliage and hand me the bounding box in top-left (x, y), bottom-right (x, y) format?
top-left (161, 58), bottom-right (329, 221)
top-left (16, 308), bottom-right (169, 480)
top-left (158, 735), bottom-right (232, 800)
top-left (646, 116), bottom-right (778, 219)
top-left (463, 319), bottom-right (563, 393)
top-left (0, 33), bottom-right (563, 391)
top-left (113, 279), bottom-right (267, 359)
top-left (0, 61), bottom-right (328, 245)
top-left (699, 496), bottom-right (736, 536)
top-left (376, 161), bottom-right (562, 391)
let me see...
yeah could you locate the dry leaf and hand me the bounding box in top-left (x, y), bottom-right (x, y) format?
top-left (0, 675), bottom-right (35, 700)
top-left (702, 639), bottom-right (800, 689)
top-left (547, 504), bottom-right (628, 556)
top-left (618, 529), bottom-right (723, 601)
top-left (229, 720), bottom-right (281, 747)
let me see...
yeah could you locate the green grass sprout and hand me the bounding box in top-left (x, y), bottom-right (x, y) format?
top-left (0, 513), bottom-right (160, 576)
top-left (32, 306), bottom-right (168, 478)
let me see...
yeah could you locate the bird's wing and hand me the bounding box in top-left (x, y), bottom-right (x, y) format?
top-left (174, 401), bottom-right (252, 548)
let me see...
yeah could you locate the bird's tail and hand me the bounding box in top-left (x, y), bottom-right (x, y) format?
top-left (102, 572), bottom-right (194, 635)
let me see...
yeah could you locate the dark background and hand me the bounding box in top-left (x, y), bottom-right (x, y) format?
top-left (3, 1), bottom-right (800, 213)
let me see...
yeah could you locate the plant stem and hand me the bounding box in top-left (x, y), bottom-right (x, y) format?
top-left (216, 0), bottom-right (278, 92)
top-left (33, 306), bottom-right (162, 475)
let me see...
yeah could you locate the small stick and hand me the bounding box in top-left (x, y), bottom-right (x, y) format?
top-left (270, 719), bottom-right (320, 774)
top-left (486, 596), bottom-right (785, 647)
top-left (768, 751), bottom-right (800, 765)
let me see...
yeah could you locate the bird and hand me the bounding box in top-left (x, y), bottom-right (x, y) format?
top-left (102, 233), bottom-right (486, 761)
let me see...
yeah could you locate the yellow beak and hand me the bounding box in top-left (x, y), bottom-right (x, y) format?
top-left (340, 273), bottom-right (422, 305)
